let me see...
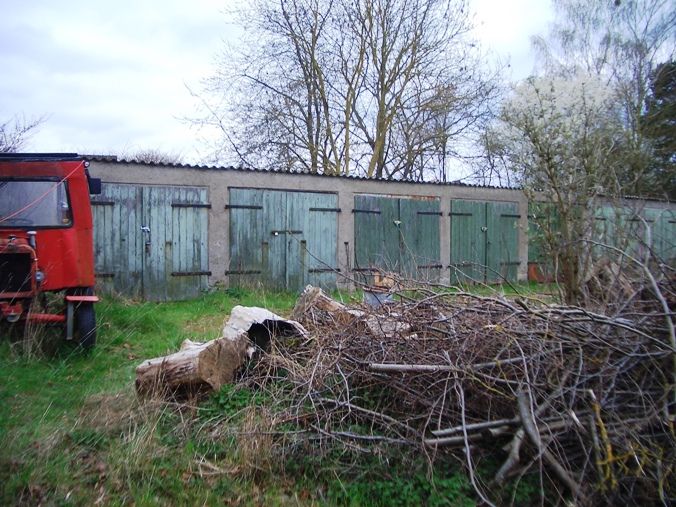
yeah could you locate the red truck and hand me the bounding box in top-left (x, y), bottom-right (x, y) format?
top-left (0, 153), bottom-right (101, 348)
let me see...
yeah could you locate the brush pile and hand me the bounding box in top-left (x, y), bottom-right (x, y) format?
top-left (242, 282), bottom-right (675, 505)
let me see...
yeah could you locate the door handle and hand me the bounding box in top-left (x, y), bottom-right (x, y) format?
top-left (141, 225), bottom-right (151, 254)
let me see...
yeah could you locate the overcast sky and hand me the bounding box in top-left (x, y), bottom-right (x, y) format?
top-left (0, 0), bottom-right (554, 164)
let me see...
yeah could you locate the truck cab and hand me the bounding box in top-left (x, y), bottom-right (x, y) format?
top-left (0, 153), bottom-right (101, 348)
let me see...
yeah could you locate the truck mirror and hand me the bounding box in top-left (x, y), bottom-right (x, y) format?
top-left (89, 178), bottom-right (102, 195)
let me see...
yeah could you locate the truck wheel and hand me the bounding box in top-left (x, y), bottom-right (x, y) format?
top-left (76, 303), bottom-right (96, 349)
top-left (73, 287), bottom-right (96, 349)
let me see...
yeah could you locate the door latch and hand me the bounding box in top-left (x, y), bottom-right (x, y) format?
top-left (141, 225), bottom-right (151, 254)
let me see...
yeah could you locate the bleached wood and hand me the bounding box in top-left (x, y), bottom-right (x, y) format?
top-left (136, 306), bottom-right (307, 396)
top-left (223, 305), bottom-right (307, 341)
top-left (292, 285), bottom-right (364, 319)
top-left (135, 336), bottom-right (250, 395)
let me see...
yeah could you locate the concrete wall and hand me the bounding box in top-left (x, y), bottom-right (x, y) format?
top-left (86, 160), bottom-right (532, 288)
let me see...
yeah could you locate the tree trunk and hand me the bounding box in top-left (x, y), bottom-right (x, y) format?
top-left (135, 337), bottom-right (250, 396)
top-left (135, 305), bottom-right (307, 396)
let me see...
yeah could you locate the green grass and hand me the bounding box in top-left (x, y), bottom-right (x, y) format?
top-left (0, 288), bottom-right (298, 505)
top-left (0, 287), bottom-right (542, 506)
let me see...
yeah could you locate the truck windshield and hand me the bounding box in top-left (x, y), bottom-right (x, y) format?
top-left (0, 180), bottom-right (72, 228)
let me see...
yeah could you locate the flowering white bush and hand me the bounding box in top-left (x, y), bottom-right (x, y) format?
top-left (495, 73), bottom-right (622, 196)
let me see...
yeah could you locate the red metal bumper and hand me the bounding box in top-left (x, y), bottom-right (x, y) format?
top-left (65, 295), bottom-right (99, 303)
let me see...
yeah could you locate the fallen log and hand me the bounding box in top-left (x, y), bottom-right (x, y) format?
top-left (223, 305), bottom-right (307, 350)
top-left (135, 337), bottom-right (250, 396)
top-left (136, 305), bottom-right (307, 396)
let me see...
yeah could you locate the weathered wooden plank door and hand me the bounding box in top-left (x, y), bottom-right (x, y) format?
top-left (653, 208), bottom-right (676, 262)
top-left (624, 209), bottom-right (646, 260)
top-left (663, 209), bottom-right (676, 262)
top-left (595, 205), bottom-right (658, 261)
top-left (141, 186), bottom-right (209, 301)
top-left (228, 188), bottom-right (266, 288)
top-left (166, 187), bottom-right (210, 300)
top-left (354, 195), bottom-right (441, 281)
top-left (353, 195), bottom-right (400, 273)
top-left (399, 197), bottom-right (441, 281)
top-left (353, 195), bottom-right (386, 272)
top-left (298, 192), bottom-right (339, 290)
top-left (450, 200), bottom-right (519, 284)
top-left (264, 190), bottom-right (289, 291)
top-left (528, 202), bottom-right (560, 281)
top-left (92, 184), bottom-right (143, 298)
top-left (141, 186), bottom-right (167, 300)
top-left (228, 188), bottom-right (338, 291)
top-left (487, 201), bottom-right (520, 283)
top-left (593, 206), bottom-right (611, 260)
top-left (449, 200), bottom-right (486, 284)
top-left (93, 183), bottom-right (209, 301)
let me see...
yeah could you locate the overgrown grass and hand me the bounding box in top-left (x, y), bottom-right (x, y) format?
top-left (0, 287), bottom-right (542, 505)
top-left (0, 289), bottom-right (298, 505)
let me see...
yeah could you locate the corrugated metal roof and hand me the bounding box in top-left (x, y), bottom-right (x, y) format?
top-left (83, 156), bottom-right (674, 202)
top-left (84, 155), bottom-right (519, 191)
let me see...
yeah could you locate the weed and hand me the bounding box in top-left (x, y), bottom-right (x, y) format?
top-left (222, 286), bottom-right (249, 299)
top-left (327, 468), bottom-right (475, 507)
top-left (236, 406), bottom-right (276, 479)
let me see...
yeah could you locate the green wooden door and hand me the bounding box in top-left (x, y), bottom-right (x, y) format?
top-left (228, 188), bottom-right (266, 288)
top-left (656, 208), bottom-right (676, 262)
top-left (228, 188), bottom-right (338, 291)
top-left (353, 195), bottom-right (401, 273)
top-left (265, 190), bottom-right (289, 291)
top-left (399, 198), bottom-right (442, 280)
top-left (302, 193), bottom-right (340, 289)
top-left (449, 200), bottom-right (519, 284)
top-left (92, 183), bottom-right (209, 301)
top-left (92, 184), bottom-right (143, 298)
top-left (449, 200), bottom-right (486, 284)
top-left (665, 210), bottom-right (676, 262)
top-left (148, 186), bottom-right (210, 301)
top-left (594, 205), bottom-right (674, 263)
top-left (528, 202), bottom-right (560, 281)
top-left (488, 201), bottom-right (520, 283)
top-left (354, 195), bottom-right (441, 281)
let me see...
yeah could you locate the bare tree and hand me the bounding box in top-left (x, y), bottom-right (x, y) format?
top-left (198, 0), bottom-right (498, 180)
top-left (0, 115), bottom-right (45, 153)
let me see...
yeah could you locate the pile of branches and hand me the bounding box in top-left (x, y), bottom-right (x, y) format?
top-left (242, 280), bottom-right (675, 505)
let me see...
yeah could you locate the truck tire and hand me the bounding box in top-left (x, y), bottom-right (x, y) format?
top-left (76, 303), bottom-right (96, 349)
top-left (74, 287), bottom-right (96, 349)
